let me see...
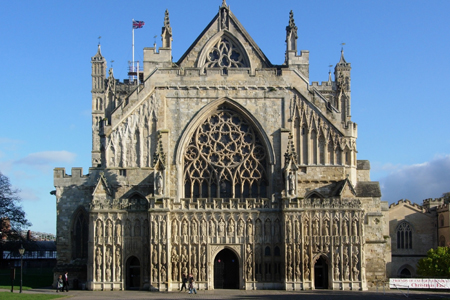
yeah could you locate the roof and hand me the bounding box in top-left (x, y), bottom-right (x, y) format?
top-left (355, 181), bottom-right (381, 197)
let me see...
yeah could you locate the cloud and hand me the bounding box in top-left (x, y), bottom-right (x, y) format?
top-left (18, 188), bottom-right (40, 202)
top-left (15, 151), bottom-right (77, 166)
top-left (379, 155), bottom-right (450, 204)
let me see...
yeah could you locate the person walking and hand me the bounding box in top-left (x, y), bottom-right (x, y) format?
top-left (180, 273), bottom-right (188, 292)
top-left (56, 275), bottom-right (63, 292)
top-left (188, 274), bottom-right (197, 294)
top-left (63, 271), bottom-right (69, 292)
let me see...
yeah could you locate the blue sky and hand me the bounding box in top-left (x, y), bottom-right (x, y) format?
top-left (1, 0), bottom-right (449, 234)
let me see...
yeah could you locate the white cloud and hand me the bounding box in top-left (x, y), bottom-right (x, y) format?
top-left (18, 188), bottom-right (40, 202)
top-left (15, 151), bottom-right (77, 166)
top-left (379, 155), bottom-right (450, 204)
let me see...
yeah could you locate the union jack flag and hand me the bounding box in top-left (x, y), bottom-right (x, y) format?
top-left (132, 20), bottom-right (145, 29)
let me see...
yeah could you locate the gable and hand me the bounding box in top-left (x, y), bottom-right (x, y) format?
top-left (177, 4), bottom-right (272, 70)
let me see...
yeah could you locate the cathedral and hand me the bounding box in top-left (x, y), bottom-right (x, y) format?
top-left (53, 1), bottom-right (390, 291)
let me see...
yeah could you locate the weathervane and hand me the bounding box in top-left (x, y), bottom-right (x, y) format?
top-left (98, 36), bottom-right (102, 45)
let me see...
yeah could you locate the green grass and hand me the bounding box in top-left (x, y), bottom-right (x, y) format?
top-left (0, 268), bottom-right (54, 289)
top-left (0, 292), bottom-right (65, 300)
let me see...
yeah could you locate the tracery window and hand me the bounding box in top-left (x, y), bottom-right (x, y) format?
top-left (72, 209), bottom-right (88, 260)
top-left (184, 105), bottom-right (268, 199)
top-left (202, 37), bottom-right (248, 70)
top-left (396, 222), bottom-right (412, 249)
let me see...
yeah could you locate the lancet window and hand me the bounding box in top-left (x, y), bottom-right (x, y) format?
top-left (184, 105), bottom-right (268, 199)
top-left (72, 209), bottom-right (88, 260)
top-left (396, 222), bottom-right (412, 249)
top-left (202, 37), bottom-right (249, 70)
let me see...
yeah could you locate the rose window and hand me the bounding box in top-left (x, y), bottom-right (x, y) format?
top-left (184, 106), bottom-right (267, 199)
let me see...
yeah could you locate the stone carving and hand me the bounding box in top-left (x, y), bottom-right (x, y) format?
top-left (105, 247), bottom-right (112, 281)
top-left (151, 221), bottom-right (157, 240)
top-left (181, 246), bottom-right (188, 269)
top-left (106, 220), bottom-right (113, 244)
top-left (343, 249), bottom-right (349, 280)
top-left (210, 220), bottom-right (216, 237)
top-left (288, 171), bottom-right (295, 195)
top-left (227, 218), bottom-right (235, 236)
top-left (247, 221), bottom-right (253, 238)
top-left (286, 220), bottom-right (292, 242)
top-left (218, 218), bottom-right (225, 237)
top-left (152, 247), bottom-right (158, 265)
top-left (156, 218), bottom-right (163, 239)
top-left (115, 247), bottom-right (121, 281)
top-left (96, 246), bottom-right (102, 282)
top-left (161, 266), bottom-right (166, 282)
top-left (201, 219), bottom-right (207, 237)
top-left (172, 219), bottom-right (179, 243)
top-left (155, 172), bottom-right (163, 195)
top-left (352, 247), bottom-right (359, 280)
top-left (106, 93), bottom-right (159, 168)
top-left (304, 253), bottom-right (310, 280)
top-left (237, 219), bottom-right (244, 237)
top-left (352, 219), bottom-right (358, 236)
top-left (323, 219), bottom-right (329, 236)
top-left (96, 219), bottom-right (103, 244)
top-left (152, 266), bottom-right (158, 282)
top-left (115, 221), bottom-right (122, 245)
top-left (334, 248), bottom-right (340, 281)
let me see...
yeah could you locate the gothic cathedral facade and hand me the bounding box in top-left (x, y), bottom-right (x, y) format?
top-left (54, 2), bottom-right (390, 291)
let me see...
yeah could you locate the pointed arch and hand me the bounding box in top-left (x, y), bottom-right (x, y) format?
top-left (176, 98), bottom-right (274, 200)
top-left (197, 31), bottom-right (252, 71)
top-left (71, 206), bottom-right (89, 260)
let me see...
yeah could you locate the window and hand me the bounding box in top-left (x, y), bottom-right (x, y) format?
top-left (396, 222), bottom-right (412, 249)
top-left (440, 235), bottom-right (446, 247)
top-left (184, 105), bottom-right (268, 199)
top-left (265, 246), bottom-right (271, 256)
top-left (72, 209), bottom-right (88, 259)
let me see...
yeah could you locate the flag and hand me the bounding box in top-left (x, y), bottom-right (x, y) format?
top-left (132, 20), bottom-right (145, 29)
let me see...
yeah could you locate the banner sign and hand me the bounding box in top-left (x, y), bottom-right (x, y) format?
top-left (390, 278), bottom-right (450, 289)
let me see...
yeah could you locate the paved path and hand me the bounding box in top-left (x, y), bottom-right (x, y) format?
top-left (2, 288), bottom-right (450, 299)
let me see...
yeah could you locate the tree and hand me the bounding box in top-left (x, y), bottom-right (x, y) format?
top-left (417, 247), bottom-right (450, 278)
top-left (0, 172), bottom-right (31, 240)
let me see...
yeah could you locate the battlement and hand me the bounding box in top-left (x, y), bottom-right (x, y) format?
top-left (311, 81), bottom-right (333, 88)
top-left (388, 199), bottom-right (425, 212)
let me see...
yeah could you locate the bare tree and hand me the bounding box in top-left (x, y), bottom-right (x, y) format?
top-left (0, 172), bottom-right (31, 240)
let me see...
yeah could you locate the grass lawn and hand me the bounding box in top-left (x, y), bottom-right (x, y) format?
top-left (0, 292), bottom-right (65, 299)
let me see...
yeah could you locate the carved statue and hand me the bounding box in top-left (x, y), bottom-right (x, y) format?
top-left (96, 220), bottom-right (103, 244)
top-left (218, 219), bottom-right (225, 236)
top-left (237, 219), bottom-right (244, 237)
top-left (192, 221), bottom-right (198, 236)
top-left (201, 219), bottom-right (207, 237)
top-left (247, 222), bottom-right (253, 237)
top-left (115, 247), bottom-right (121, 281)
top-left (227, 220), bottom-right (234, 236)
top-left (152, 248), bottom-right (158, 265)
top-left (106, 220), bottom-right (112, 244)
top-left (288, 172), bottom-right (295, 195)
top-left (323, 220), bottom-right (329, 236)
top-left (96, 247), bottom-right (102, 270)
top-left (155, 172), bottom-right (163, 195)
top-left (210, 220), bottom-right (216, 237)
top-left (161, 219), bottom-right (166, 238)
top-left (115, 221), bottom-right (122, 244)
top-left (161, 267), bottom-right (166, 282)
top-left (182, 220), bottom-right (188, 235)
top-left (352, 220), bottom-right (358, 236)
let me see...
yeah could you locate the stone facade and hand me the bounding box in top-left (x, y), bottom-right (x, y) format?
top-left (388, 197), bottom-right (449, 278)
top-left (54, 2), bottom-right (389, 291)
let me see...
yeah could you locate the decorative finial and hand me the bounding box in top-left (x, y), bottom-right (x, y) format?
top-left (98, 36), bottom-right (101, 45)
top-left (222, 0), bottom-right (227, 7)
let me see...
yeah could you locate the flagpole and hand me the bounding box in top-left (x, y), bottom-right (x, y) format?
top-left (132, 19), bottom-right (135, 82)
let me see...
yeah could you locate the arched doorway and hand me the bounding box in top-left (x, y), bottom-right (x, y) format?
top-left (314, 256), bottom-right (328, 289)
top-left (126, 256), bottom-right (141, 290)
top-left (214, 248), bottom-right (239, 289)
